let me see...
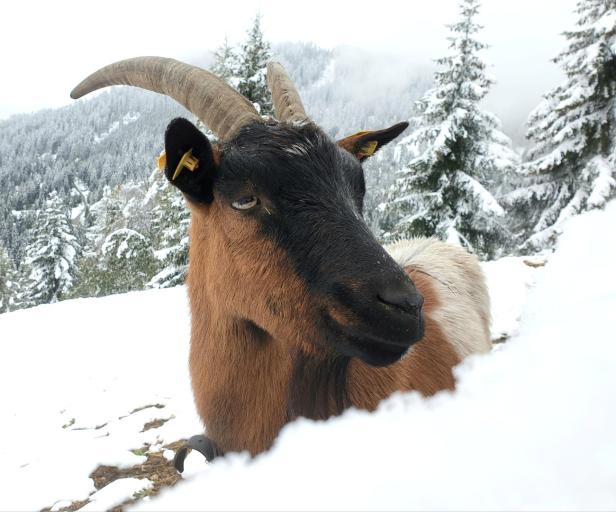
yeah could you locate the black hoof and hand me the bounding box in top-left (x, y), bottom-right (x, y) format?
top-left (173, 435), bottom-right (223, 473)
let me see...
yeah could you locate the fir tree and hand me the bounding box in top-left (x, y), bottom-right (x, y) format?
top-left (21, 192), bottom-right (81, 306)
top-left (147, 175), bottom-right (190, 289)
top-left (211, 36), bottom-right (240, 87)
top-left (237, 14), bottom-right (273, 115)
top-left (382, 0), bottom-right (518, 259)
top-left (0, 244), bottom-right (19, 313)
top-left (98, 228), bottom-right (158, 295)
top-left (506, 0), bottom-right (616, 250)
top-left (68, 252), bottom-right (104, 299)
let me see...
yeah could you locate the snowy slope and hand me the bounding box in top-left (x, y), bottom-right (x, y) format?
top-left (0, 288), bottom-right (202, 511)
top-left (1, 203), bottom-right (614, 510)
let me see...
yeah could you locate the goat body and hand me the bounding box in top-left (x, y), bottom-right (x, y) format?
top-left (70, 57), bottom-right (492, 460)
top-left (188, 232), bottom-right (491, 456)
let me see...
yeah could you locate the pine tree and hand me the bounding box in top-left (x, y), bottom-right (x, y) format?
top-left (98, 228), bottom-right (158, 295)
top-left (507, 0), bottom-right (616, 251)
top-left (237, 14), bottom-right (273, 115)
top-left (20, 192), bottom-right (81, 306)
top-left (0, 244), bottom-right (19, 313)
top-left (382, 0), bottom-right (518, 259)
top-left (212, 36), bottom-right (240, 87)
top-left (147, 175), bottom-right (190, 289)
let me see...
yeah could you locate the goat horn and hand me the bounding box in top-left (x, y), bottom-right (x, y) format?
top-left (70, 56), bottom-right (262, 141)
top-left (266, 62), bottom-right (310, 124)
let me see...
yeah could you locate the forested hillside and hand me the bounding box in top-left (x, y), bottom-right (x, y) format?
top-left (1, 0), bottom-right (615, 314)
top-left (0, 36), bottom-right (431, 312)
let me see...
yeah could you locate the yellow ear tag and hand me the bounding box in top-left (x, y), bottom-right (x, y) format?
top-left (171, 149), bottom-right (200, 181)
top-left (157, 151), bottom-right (167, 171)
top-left (357, 140), bottom-right (378, 158)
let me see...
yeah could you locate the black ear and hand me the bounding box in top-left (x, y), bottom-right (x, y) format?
top-left (337, 122), bottom-right (409, 162)
top-left (164, 117), bottom-right (219, 203)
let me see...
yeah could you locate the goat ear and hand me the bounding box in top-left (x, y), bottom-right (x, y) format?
top-left (163, 117), bottom-right (219, 203)
top-left (337, 122), bottom-right (409, 162)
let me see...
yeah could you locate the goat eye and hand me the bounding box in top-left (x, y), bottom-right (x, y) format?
top-left (231, 195), bottom-right (259, 210)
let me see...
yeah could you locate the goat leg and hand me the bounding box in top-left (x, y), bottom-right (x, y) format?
top-left (173, 435), bottom-right (223, 473)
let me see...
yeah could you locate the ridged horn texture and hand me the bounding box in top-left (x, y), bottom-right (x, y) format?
top-left (70, 56), bottom-right (262, 141)
top-left (267, 62), bottom-right (310, 124)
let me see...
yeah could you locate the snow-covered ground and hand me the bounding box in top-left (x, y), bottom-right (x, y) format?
top-left (1, 202), bottom-right (615, 511)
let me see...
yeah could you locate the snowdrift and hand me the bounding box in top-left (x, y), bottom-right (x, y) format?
top-left (0, 202), bottom-right (614, 511)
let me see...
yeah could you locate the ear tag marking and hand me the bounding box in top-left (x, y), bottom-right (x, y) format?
top-left (358, 140), bottom-right (378, 158)
top-left (157, 151), bottom-right (167, 171)
top-left (172, 149), bottom-right (200, 181)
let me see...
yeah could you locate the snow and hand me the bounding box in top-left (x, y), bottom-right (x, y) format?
top-left (93, 112), bottom-right (141, 143)
top-left (1, 202), bottom-right (615, 510)
top-left (80, 478), bottom-right (153, 512)
top-left (456, 170), bottom-right (505, 216)
top-left (0, 287), bottom-right (201, 511)
top-left (482, 256), bottom-right (543, 342)
top-left (587, 155), bottom-right (616, 208)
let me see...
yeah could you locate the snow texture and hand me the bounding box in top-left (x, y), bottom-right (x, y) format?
top-left (0, 288), bottom-right (201, 511)
top-left (80, 478), bottom-right (152, 512)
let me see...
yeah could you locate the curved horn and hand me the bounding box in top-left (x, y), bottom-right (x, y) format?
top-left (266, 62), bottom-right (310, 124)
top-left (71, 56), bottom-right (262, 141)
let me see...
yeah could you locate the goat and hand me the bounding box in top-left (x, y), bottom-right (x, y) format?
top-left (71, 57), bottom-right (491, 461)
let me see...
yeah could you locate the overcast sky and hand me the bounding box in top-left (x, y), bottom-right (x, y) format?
top-left (1, 0), bottom-right (578, 136)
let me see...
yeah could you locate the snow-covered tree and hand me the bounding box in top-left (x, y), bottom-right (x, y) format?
top-left (20, 192), bottom-right (81, 306)
top-left (237, 14), bottom-right (273, 114)
top-left (212, 36), bottom-right (240, 87)
top-left (98, 228), bottom-right (158, 295)
top-left (0, 244), bottom-right (20, 313)
top-left (382, 0), bottom-right (518, 259)
top-left (147, 176), bottom-right (190, 289)
top-left (506, 0), bottom-right (616, 251)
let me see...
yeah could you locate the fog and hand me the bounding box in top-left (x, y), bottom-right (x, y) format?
top-left (1, 0), bottom-right (577, 144)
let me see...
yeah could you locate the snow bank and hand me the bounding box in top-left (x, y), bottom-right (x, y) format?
top-left (134, 202), bottom-right (616, 511)
top-left (482, 255), bottom-right (543, 341)
top-left (0, 287), bottom-right (202, 511)
top-left (80, 478), bottom-right (152, 512)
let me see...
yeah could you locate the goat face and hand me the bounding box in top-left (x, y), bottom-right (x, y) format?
top-left (70, 57), bottom-right (424, 367)
top-left (165, 117), bottom-right (424, 367)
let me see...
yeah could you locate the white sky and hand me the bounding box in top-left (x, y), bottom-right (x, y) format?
top-left (1, 0), bottom-right (578, 135)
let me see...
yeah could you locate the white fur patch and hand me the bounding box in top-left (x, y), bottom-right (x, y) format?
top-left (386, 238), bottom-right (492, 359)
top-left (283, 142), bottom-right (311, 156)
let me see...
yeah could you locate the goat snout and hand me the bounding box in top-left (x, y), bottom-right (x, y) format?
top-left (376, 279), bottom-right (424, 316)
top-left (324, 274), bottom-right (426, 367)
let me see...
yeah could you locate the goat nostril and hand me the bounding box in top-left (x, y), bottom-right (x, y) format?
top-left (377, 284), bottom-right (423, 315)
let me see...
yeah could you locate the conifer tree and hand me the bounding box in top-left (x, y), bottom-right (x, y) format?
top-left (506, 0), bottom-right (616, 250)
top-left (98, 228), bottom-right (158, 295)
top-left (382, 0), bottom-right (518, 259)
top-left (237, 14), bottom-right (273, 114)
top-left (21, 192), bottom-right (81, 306)
top-left (212, 36), bottom-right (240, 87)
top-left (147, 176), bottom-right (190, 289)
top-left (0, 244), bottom-right (19, 313)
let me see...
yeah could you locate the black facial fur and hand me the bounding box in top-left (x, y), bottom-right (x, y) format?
top-left (216, 121), bottom-right (422, 366)
top-left (167, 118), bottom-right (421, 367)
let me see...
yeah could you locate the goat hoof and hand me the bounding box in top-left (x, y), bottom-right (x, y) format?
top-left (173, 435), bottom-right (223, 473)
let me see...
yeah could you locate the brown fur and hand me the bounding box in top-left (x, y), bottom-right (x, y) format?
top-left (186, 201), bottom-right (485, 456)
top-left (187, 198), bottom-right (323, 454)
top-left (347, 270), bottom-right (459, 410)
